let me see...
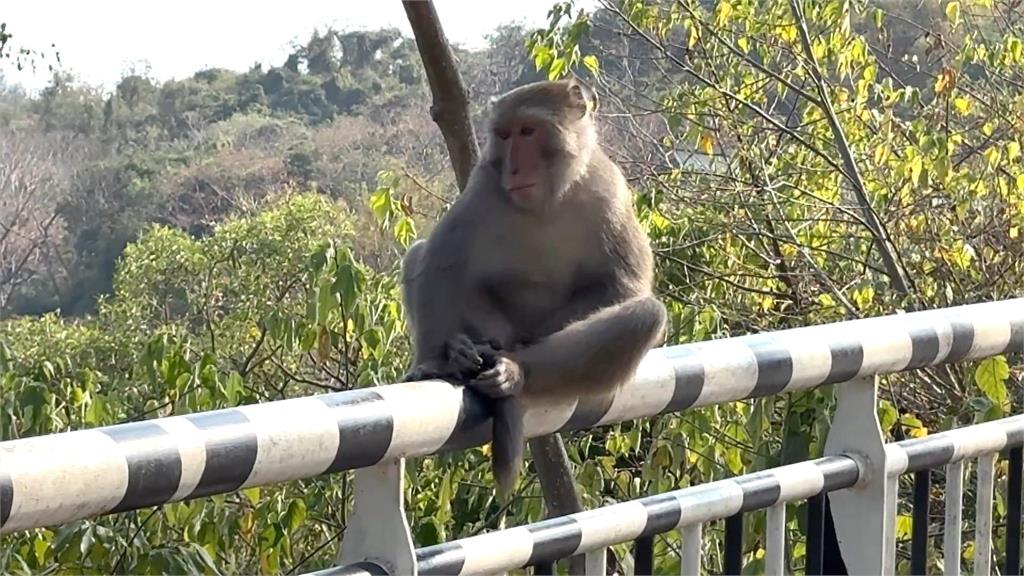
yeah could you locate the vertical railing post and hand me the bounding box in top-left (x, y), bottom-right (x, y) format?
top-left (824, 375), bottom-right (888, 575)
top-left (335, 458), bottom-right (416, 575)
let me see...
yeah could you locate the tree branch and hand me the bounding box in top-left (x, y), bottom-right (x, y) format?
top-left (402, 0), bottom-right (480, 191)
top-left (787, 0), bottom-right (914, 297)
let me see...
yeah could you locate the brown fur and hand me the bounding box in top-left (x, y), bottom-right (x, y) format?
top-left (401, 79), bottom-right (667, 492)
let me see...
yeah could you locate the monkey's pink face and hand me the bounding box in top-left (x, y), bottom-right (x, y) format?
top-left (494, 119), bottom-right (549, 211)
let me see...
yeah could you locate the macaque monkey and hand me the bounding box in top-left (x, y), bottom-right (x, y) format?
top-left (401, 79), bottom-right (667, 493)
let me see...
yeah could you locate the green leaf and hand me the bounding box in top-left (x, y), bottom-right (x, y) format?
top-left (582, 54), bottom-right (600, 75)
top-left (316, 278), bottom-right (336, 325)
top-left (877, 400), bottom-right (899, 434)
top-left (285, 499), bottom-right (307, 532)
top-left (975, 356), bottom-right (1010, 412)
top-left (548, 57), bottom-right (567, 80)
top-left (243, 487), bottom-right (261, 506)
top-left (369, 188), bottom-right (391, 222)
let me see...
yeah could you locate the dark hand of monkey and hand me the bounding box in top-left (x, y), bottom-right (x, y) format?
top-left (446, 334), bottom-right (506, 379)
top-left (469, 356), bottom-right (525, 399)
top-left (403, 335), bottom-right (505, 383)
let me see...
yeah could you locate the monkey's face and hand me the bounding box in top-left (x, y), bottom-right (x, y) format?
top-left (486, 80), bottom-right (599, 213)
top-left (490, 118), bottom-right (560, 212)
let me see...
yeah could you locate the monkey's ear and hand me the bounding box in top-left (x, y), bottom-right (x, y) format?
top-left (567, 79), bottom-right (598, 118)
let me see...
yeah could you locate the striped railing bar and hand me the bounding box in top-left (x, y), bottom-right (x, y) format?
top-left (880, 416), bottom-right (1024, 574)
top-left (976, 453), bottom-right (997, 575)
top-left (400, 416), bottom-right (1024, 576)
top-left (680, 523), bottom-right (701, 576)
top-left (885, 415), bottom-right (1024, 475)
top-left (403, 456), bottom-right (861, 576)
top-left (1007, 446), bottom-right (1023, 575)
top-left (2, 298), bottom-right (1021, 535)
top-left (307, 414), bottom-right (1024, 576)
top-left (944, 460), bottom-right (964, 576)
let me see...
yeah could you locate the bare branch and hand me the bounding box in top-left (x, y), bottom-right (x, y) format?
top-left (402, 0), bottom-right (480, 191)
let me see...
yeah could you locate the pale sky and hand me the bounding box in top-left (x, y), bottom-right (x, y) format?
top-left (1, 0), bottom-right (596, 93)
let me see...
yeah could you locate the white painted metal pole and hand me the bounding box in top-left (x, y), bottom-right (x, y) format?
top-left (824, 375), bottom-right (888, 575)
top-left (585, 548), bottom-right (607, 576)
top-left (943, 460), bottom-right (963, 576)
top-left (337, 458), bottom-right (417, 575)
top-left (975, 454), bottom-right (996, 576)
top-left (680, 523), bottom-right (702, 576)
top-left (765, 503), bottom-right (786, 575)
top-left (884, 473), bottom-right (899, 576)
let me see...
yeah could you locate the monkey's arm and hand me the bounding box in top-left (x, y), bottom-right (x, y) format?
top-left (403, 197), bottom-right (515, 380)
top-left (401, 208), bottom-right (476, 376)
top-left (516, 294), bottom-right (666, 398)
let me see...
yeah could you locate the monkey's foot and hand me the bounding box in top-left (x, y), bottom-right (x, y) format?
top-left (469, 356), bottom-right (524, 398)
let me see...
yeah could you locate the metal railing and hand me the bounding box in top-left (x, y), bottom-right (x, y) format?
top-left (2, 298), bottom-right (1023, 575)
top-left (307, 416), bottom-right (1019, 575)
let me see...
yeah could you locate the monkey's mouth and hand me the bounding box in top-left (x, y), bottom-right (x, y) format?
top-left (507, 183), bottom-right (538, 203)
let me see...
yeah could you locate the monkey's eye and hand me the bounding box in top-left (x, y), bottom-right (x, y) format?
top-left (520, 125), bottom-right (535, 136)
top-left (496, 129), bottom-right (510, 140)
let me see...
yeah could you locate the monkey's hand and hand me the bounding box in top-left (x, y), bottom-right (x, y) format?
top-left (445, 334), bottom-right (506, 379)
top-left (401, 336), bottom-right (504, 383)
top-left (468, 355), bottom-right (525, 399)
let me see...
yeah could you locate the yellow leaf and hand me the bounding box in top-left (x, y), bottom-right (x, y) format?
top-left (780, 24), bottom-right (797, 43)
top-left (737, 36), bottom-right (749, 52)
top-left (946, 1), bottom-right (962, 29)
top-left (934, 66), bottom-right (957, 95)
top-left (716, 1), bottom-right (733, 25)
top-left (1007, 141), bottom-right (1021, 162)
top-left (698, 133), bottom-right (715, 155)
top-left (953, 96), bottom-right (972, 114)
top-left (873, 144), bottom-right (889, 165)
top-left (687, 22), bottom-right (700, 48)
top-left (1010, 226), bottom-right (1019, 239)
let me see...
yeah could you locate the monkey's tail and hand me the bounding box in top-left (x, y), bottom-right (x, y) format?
top-left (491, 396), bottom-right (524, 497)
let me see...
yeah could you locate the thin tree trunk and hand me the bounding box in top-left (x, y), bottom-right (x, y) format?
top-left (402, 0), bottom-right (479, 192)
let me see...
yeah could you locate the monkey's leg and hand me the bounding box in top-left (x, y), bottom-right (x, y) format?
top-left (471, 295), bottom-right (667, 399)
